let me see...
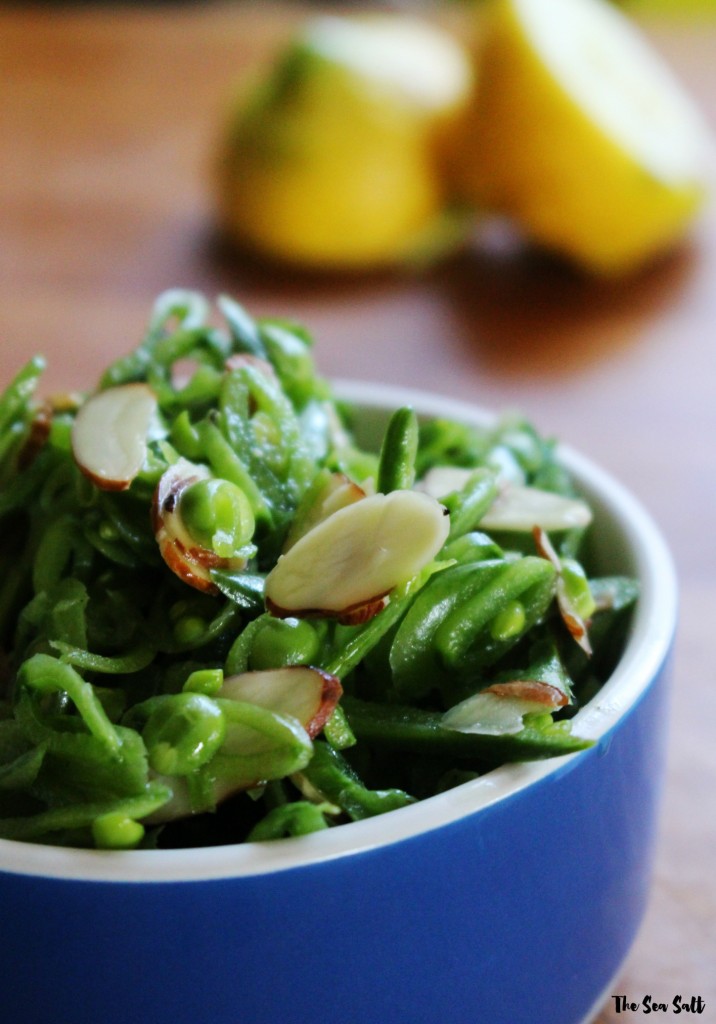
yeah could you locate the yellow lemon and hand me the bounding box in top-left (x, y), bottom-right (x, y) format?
top-left (448, 0), bottom-right (715, 274)
top-left (215, 15), bottom-right (473, 270)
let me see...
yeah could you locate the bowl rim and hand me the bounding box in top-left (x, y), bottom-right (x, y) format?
top-left (0, 380), bottom-right (677, 884)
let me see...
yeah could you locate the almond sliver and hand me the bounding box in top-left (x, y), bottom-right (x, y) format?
top-left (265, 489), bottom-right (449, 619)
top-left (442, 679), bottom-right (567, 736)
top-left (71, 383), bottom-right (157, 491)
top-left (480, 484), bottom-right (592, 532)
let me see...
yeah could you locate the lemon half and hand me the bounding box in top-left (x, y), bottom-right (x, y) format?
top-left (450, 0), bottom-right (715, 274)
top-left (216, 15), bottom-right (473, 270)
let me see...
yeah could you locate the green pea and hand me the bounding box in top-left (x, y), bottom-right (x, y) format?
top-left (249, 616), bottom-right (320, 670)
top-left (172, 615), bottom-right (207, 646)
top-left (183, 668), bottom-right (225, 696)
top-left (170, 409), bottom-right (203, 460)
top-left (322, 705), bottom-right (357, 750)
top-left (443, 468), bottom-right (498, 539)
top-left (179, 478), bottom-right (255, 558)
top-left (443, 530), bottom-right (503, 565)
top-left (247, 801), bottom-right (329, 841)
top-left (490, 599), bottom-right (526, 641)
top-left (143, 692), bottom-right (226, 776)
top-left (436, 557), bottom-right (557, 669)
top-left (251, 411), bottom-right (282, 450)
top-left (98, 521), bottom-right (119, 542)
top-left (92, 812), bottom-right (145, 850)
top-left (561, 558), bottom-right (597, 620)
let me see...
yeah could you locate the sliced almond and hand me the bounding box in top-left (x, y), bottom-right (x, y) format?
top-left (265, 489), bottom-right (450, 624)
top-left (417, 468), bottom-right (591, 534)
top-left (220, 666), bottom-right (342, 740)
top-left (283, 472), bottom-right (367, 552)
top-left (533, 525), bottom-right (593, 655)
top-left (415, 465), bottom-right (473, 499)
top-left (152, 458), bottom-right (251, 593)
top-left (148, 667), bottom-right (340, 823)
top-left (441, 679), bottom-right (568, 736)
top-left (71, 383), bottom-right (158, 491)
top-left (480, 484), bottom-right (592, 532)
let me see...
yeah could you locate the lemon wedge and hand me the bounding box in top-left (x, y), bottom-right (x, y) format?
top-left (449, 0), bottom-right (715, 274)
top-left (215, 15), bottom-right (473, 270)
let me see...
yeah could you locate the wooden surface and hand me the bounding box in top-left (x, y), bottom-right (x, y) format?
top-left (1, 4), bottom-right (715, 1020)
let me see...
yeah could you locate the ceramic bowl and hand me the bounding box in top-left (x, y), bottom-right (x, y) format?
top-left (0, 382), bottom-right (677, 1024)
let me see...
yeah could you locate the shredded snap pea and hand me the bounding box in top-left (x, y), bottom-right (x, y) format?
top-left (377, 406), bottom-right (419, 493)
top-left (246, 801), bottom-right (330, 841)
top-left (443, 468), bottom-right (499, 540)
top-left (0, 291), bottom-right (637, 848)
top-left (340, 696), bottom-right (593, 762)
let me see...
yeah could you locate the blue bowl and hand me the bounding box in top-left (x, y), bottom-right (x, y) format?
top-left (0, 384), bottom-right (677, 1024)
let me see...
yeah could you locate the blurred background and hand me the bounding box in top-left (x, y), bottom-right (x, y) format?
top-left (2, 0), bottom-right (715, 1021)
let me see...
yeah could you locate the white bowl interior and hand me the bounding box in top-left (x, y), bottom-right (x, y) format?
top-left (0, 381), bottom-right (677, 883)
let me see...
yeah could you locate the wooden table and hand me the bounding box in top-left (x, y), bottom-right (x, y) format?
top-left (2, 4), bottom-right (714, 1020)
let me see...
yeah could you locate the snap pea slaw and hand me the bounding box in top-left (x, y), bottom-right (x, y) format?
top-left (0, 290), bottom-right (637, 850)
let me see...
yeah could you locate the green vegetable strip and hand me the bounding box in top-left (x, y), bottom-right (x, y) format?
top-left (247, 801), bottom-right (329, 841)
top-left (210, 570), bottom-right (266, 612)
top-left (217, 294), bottom-right (267, 358)
top-left (31, 514), bottom-right (78, 594)
top-left (436, 557), bottom-right (557, 667)
top-left (0, 356), bottom-right (46, 440)
top-left (321, 705), bottom-right (357, 750)
top-left (0, 363), bottom-right (40, 428)
top-left (390, 560), bottom-right (508, 699)
top-left (49, 642), bottom-right (156, 675)
top-left (197, 420), bottom-right (270, 521)
top-left (0, 783), bottom-right (171, 842)
top-left (322, 563), bottom-right (446, 681)
top-left (296, 741), bottom-right (415, 820)
top-left (210, 699), bottom-right (314, 788)
top-left (377, 406), bottom-right (419, 493)
top-left (341, 696), bottom-right (593, 762)
top-left (0, 745), bottom-right (46, 791)
top-left (0, 545), bottom-right (33, 644)
top-left (19, 655), bottom-right (123, 754)
top-left (259, 320), bottom-right (329, 410)
top-left (0, 449), bottom-right (53, 516)
top-left (443, 468), bottom-right (499, 539)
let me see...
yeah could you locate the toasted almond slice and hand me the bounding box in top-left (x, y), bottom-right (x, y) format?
top-left (283, 472), bottom-right (367, 552)
top-left (533, 525), bottom-right (594, 655)
top-left (480, 484), bottom-right (592, 532)
top-left (441, 679), bottom-right (568, 736)
top-left (220, 666), bottom-right (342, 740)
top-left (147, 667), bottom-right (341, 823)
top-left (265, 489), bottom-right (450, 622)
top-left (415, 465), bottom-right (473, 498)
top-left (417, 467), bottom-right (592, 532)
top-left (152, 458), bottom-right (251, 593)
top-left (147, 663), bottom-right (338, 823)
top-left (71, 383), bottom-right (158, 491)
top-left (153, 459), bottom-right (216, 593)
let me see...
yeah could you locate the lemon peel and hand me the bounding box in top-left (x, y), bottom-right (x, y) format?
top-left (215, 15), bottom-right (473, 271)
top-left (448, 0), bottom-right (715, 274)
